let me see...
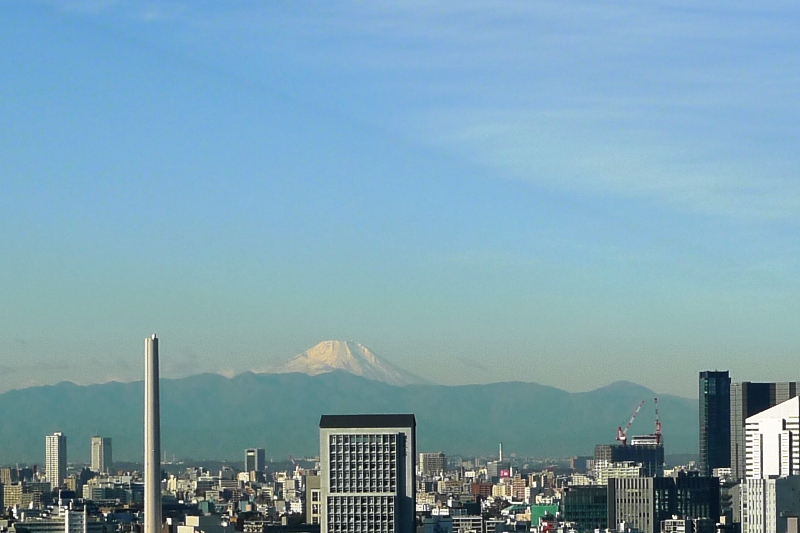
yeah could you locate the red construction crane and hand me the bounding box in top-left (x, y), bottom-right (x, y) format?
top-left (616, 400), bottom-right (645, 446)
top-left (654, 397), bottom-right (662, 444)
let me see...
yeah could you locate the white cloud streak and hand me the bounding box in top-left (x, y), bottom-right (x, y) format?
top-left (39, 0), bottom-right (800, 220)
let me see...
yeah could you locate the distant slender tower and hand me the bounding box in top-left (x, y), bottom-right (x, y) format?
top-left (144, 334), bottom-right (161, 533)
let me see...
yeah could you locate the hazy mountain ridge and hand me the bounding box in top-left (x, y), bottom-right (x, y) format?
top-left (268, 340), bottom-right (429, 386)
top-left (0, 372), bottom-right (697, 464)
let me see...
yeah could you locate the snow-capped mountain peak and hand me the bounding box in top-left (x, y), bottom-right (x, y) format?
top-left (271, 340), bottom-right (427, 386)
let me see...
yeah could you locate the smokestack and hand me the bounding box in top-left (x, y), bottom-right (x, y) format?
top-left (144, 334), bottom-right (161, 533)
top-left (499, 442), bottom-right (503, 462)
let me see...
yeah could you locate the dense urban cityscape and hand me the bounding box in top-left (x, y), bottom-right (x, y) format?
top-left (0, 340), bottom-right (797, 533)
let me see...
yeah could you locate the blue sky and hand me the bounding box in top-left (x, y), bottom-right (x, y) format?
top-left (1, 0), bottom-right (799, 397)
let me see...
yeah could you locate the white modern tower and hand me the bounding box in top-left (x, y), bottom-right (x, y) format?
top-left (741, 397), bottom-right (800, 533)
top-left (745, 396), bottom-right (800, 479)
top-left (144, 334), bottom-right (161, 533)
top-left (45, 432), bottom-right (67, 488)
top-left (91, 436), bottom-right (112, 473)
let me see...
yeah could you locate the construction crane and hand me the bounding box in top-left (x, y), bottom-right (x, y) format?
top-left (654, 397), bottom-right (662, 444)
top-left (289, 454), bottom-right (304, 475)
top-left (616, 400), bottom-right (645, 446)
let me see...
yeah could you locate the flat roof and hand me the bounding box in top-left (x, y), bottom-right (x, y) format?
top-left (319, 414), bottom-right (416, 429)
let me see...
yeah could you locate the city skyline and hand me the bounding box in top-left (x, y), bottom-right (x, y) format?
top-left (2, 2), bottom-right (800, 399)
top-left (2, 360), bottom-right (797, 533)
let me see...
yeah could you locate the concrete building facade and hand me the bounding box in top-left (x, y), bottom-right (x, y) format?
top-left (595, 461), bottom-right (645, 486)
top-left (144, 334), bottom-right (162, 533)
top-left (740, 397), bottom-right (800, 533)
top-left (90, 436), bottom-right (112, 474)
top-left (319, 414), bottom-right (416, 533)
top-left (45, 432), bottom-right (67, 488)
top-left (744, 396), bottom-right (800, 480)
top-left (608, 473), bottom-right (720, 533)
top-left (742, 477), bottom-right (800, 533)
top-left (419, 453), bottom-right (447, 476)
top-left (306, 474), bottom-right (322, 526)
top-left (731, 382), bottom-right (798, 480)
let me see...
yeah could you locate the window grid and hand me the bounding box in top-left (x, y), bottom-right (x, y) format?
top-left (328, 434), bottom-right (398, 494)
top-left (327, 495), bottom-right (395, 533)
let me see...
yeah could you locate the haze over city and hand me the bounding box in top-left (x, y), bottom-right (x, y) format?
top-left (3, 1), bottom-right (800, 398)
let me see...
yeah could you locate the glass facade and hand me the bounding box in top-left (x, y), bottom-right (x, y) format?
top-left (699, 371), bottom-right (731, 476)
top-left (563, 485), bottom-right (607, 532)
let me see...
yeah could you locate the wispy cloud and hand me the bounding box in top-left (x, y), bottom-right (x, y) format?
top-left (418, 107), bottom-right (800, 219)
top-left (48, 0), bottom-right (182, 22)
top-left (33, 0), bottom-right (800, 220)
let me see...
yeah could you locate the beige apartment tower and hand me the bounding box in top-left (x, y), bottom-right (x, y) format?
top-left (91, 436), bottom-right (112, 473)
top-left (45, 432), bottom-right (67, 488)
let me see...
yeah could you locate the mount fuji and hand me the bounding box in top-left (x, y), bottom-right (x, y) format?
top-left (269, 340), bottom-right (429, 386)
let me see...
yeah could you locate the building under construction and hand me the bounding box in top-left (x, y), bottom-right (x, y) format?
top-left (594, 398), bottom-right (665, 478)
top-left (594, 441), bottom-right (665, 477)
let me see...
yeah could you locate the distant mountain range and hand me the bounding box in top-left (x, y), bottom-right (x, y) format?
top-left (0, 371), bottom-right (697, 464)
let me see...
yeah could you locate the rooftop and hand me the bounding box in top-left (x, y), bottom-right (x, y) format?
top-left (319, 414), bottom-right (416, 429)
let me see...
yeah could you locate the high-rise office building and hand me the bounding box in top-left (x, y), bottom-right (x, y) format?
top-left (742, 477), bottom-right (800, 533)
top-left (699, 371), bottom-right (731, 476)
top-left (319, 414), bottom-right (416, 533)
top-left (45, 432), bottom-right (67, 488)
top-left (563, 485), bottom-right (608, 533)
top-left (0, 467), bottom-right (18, 485)
top-left (306, 474), bottom-right (322, 526)
top-left (608, 473), bottom-right (720, 533)
top-left (593, 442), bottom-right (664, 481)
top-left (731, 382), bottom-right (798, 480)
top-left (91, 436), bottom-right (112, 473)
top-left (486, 460), bottom-right (511, 479)
top-left (744, 396), bottom-right (800, 480)
top-left (418, 452), bottom-right (447, 476)
top-left (738, 396), bottom-right (800, 533)
top-left (245, 448), bottom-right (265, 473)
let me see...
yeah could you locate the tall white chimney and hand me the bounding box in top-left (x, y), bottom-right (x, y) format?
top-left (144, 334), bottom-right (161, 533)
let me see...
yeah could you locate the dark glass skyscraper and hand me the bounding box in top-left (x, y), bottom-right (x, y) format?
top-left (699, 371), bottom-right (731, 476)
top-left (245, 448), bottom-right (265, 473)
